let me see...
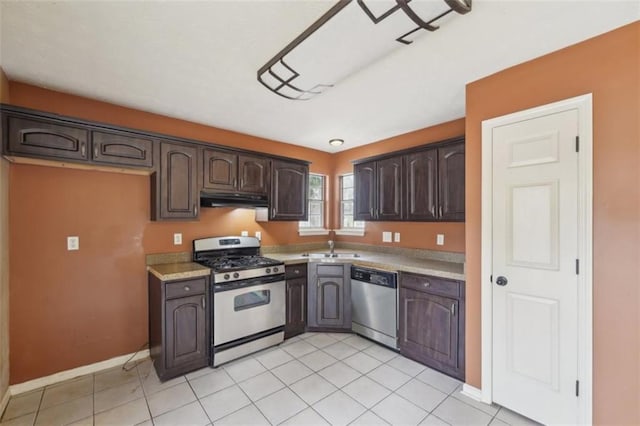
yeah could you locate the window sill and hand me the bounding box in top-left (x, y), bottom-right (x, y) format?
top-left (298, 228), bottom-right (330, 236)
top-left (334, 228), bottom-right (365, 236)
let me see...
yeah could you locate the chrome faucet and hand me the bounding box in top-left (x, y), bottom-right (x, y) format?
top-left (328, 240), bottom-right (335, 255)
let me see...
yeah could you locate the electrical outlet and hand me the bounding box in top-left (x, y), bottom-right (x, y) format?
top-left (241, 230), bottom-right (249, 237)
top-left (173, 233), bottom-right (182, 245)
top-left (255, 231), bottom-right (262, 241)
top-left (67, 236), bottom-right (79, 251)
top-left (382, 231), bottom-right (392, 243)
top-left (436, 234), bottom-right (445, 246)
top-left (394, 232), bottom-right (401, 242)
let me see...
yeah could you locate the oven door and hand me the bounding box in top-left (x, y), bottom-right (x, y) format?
top-left (213, 276), bottom-right (285, 346)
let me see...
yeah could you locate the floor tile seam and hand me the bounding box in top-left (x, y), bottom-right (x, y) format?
top-left (93, 378), bottom-right (143, 399)
top-left (184, 378), bottom-right (214, 426)
top-left (309, 388), bottom-right (367, 425)
top-left (190, 377), bottom-right (236, 400)
top-left (92, 390), bottom-right (148, 416)
top-left (275, 403), bottom-right (326, 426)
top-left (140, 375), bottom-right (188, 398)
top-left (238, 371), bottom-right (289, 403)
top-left (38, 390), bottom-right (95, 413)
top-left (429, 412), bottom-right (453, 425)
top-left (385, 386), bottom-right (439, 417)
top-left (93, 374), bottom-right (142, 395)
top-left (287, 378), bottom-right (340, 408)
top-left (150, 394), bottom-right (200, 420)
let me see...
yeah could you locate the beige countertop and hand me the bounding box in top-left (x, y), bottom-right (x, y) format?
top-left (267, 249), bottom-right (465, 281)
top-left (147, 262), bottom-right (211, 281)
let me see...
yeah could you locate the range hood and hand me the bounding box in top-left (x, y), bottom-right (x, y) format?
top-left (200, 192), bottom-right (269, 209)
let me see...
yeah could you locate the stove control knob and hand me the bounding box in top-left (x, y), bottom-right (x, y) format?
top-left (233, 272), bottom-right (240, 279)
top-left (266, 268), bottom-right (271, 274)
top-left (224, 274), bottom-right (230, 280)
top-left (273, 267), bottom-right (279, 273)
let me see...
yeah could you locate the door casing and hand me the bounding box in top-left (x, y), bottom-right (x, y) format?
top-left (480, 94), bottom-right (593, 424)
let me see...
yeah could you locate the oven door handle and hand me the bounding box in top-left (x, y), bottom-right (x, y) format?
top-left (214, 274), bottom-right (285, 292)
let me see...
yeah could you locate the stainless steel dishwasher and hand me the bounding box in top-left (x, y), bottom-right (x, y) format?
top-left (351, 266), bottom-right (398, 349)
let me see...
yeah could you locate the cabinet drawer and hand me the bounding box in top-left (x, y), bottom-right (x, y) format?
top-left (316, 265), bottom-right (344, 276)
top-left (401, 272), bottom-right (460, 298)
top-left (165, 278), bottom-right (206, 299)
top-left (286, 264), bottom-right (307, 279)
top-left (7, 115), bottom-right (89, 161)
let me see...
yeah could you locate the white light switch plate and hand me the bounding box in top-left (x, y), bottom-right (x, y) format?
top-left (394, 232), bottom-right (401, 242)
top-left (436, 234), bottom-right (445, 246)
top-left (173, 233), bottom-right (182, 245)
top-left (67, 236), bottom-right (79, 251)
top-left (255, 231), bottom-right (262, 241)
top-left (382, 231), bottom-right (392, 243)
top-left (241, 230), bottom-right (249, 237)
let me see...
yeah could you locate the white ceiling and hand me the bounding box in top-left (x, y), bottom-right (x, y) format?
top-left (1, 1), bottom-right (638, 153)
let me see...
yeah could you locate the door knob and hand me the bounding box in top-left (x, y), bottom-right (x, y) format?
top-left (496, 276), bottom-right (508, 286)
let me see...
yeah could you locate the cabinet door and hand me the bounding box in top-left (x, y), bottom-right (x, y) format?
top-left (399, 287), bottom-right (459, 371)
top-left (316, 277), bottom-right (345, 327)
top-left (238, 155), bottom-right (268, 194)
top-left (405, 150), bottom-right (438, 221)
top-left (270, 160), bottom-right (308, 220)
top-left (91, 130), bottom-right (154, 168)
top-left (202, 149), bottom-right (237, 191)
top-left (156, 142), bottom-right (199, 220)
top-left (165, 294), bottom-right (208, 369)
top-left (354, 161), bottom-right (376, 221)
top-left (6, 115), bottom-right (89, 161)
top-left (376, 156), bottom-right (403, 221)
top-left (285, 277), bottom-right (307, 338)
top-left (438, 142), bottom-right (465, 221)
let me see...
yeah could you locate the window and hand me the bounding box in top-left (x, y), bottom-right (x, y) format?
top-left (337, 174), bottom-right (365, 236)
top-left (299, 174), bottom-right (328, 235)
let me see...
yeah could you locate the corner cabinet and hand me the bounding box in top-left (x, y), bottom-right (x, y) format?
top-left (353, 137), bottom-right (465, 222)
top-left (398, 272), bottom-right (465, 380)
top-left (149, 274), bottom-right (210, 381)
top-left (151, 141), bottom-right (199, 220)
top-left (270, 160), bottom-right (308, 221)
top-left (307, 263), bottom-right (351, 330)
top-left (285, 264), bottom-right (307, 339)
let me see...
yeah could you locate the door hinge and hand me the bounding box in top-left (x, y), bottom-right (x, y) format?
top-left (576, 380), bottom-right (580, 397)
top-left (490, 275), bottom-right (493, 283)
top-left (575, 136), bottom-right (580, 152)
top-left (576, 259), bottom-right (580, 275)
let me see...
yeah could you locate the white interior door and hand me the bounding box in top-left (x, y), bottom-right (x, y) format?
top-left (491, 109), bottom-right (580, 424)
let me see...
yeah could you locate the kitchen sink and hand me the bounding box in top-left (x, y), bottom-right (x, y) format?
top-left (301, 252), bottom-right (361, 259)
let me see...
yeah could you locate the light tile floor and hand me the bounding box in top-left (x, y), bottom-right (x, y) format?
top-left (0, 333), bottom-right (541, 426)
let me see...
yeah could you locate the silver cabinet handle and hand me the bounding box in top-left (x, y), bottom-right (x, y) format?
top-left (431, 206), bottom-right (435, 217)
top-left (439, 206), bottom-right (443, 218)
top-left (272, 208), bottom-right (276, 218)
top-left (240, 178), bottom-right (244, 187)
top-left (184, 285), bottom-right (190, 292)
top-left (80, 142), bottom-right (86, 156)
top-left (94, 146), bottom-right (99, 158)
top-left (451, 303), bottom-right (456, 316)
top-left (370, 207), bottom-right (374, 218)
top-left (294, 269), bottom-right (300, 275)
top-left (233, 178), bottom-right (237, 187)
top-left (202, 296), bottom-right (206, 310)
top-left (193, 204), bottom-right (198, 216)
top-left (423, 281), bottom-right (430, 288)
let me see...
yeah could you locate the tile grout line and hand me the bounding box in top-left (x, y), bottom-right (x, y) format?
top-left (134, 361), bottom-right (155, 426)
top-left (184, 376), bottom-right (214, 426)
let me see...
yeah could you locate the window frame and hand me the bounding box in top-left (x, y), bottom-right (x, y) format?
top-left (336, 173), bottom-right (365, 236)
top-left (298, 173), bottom-right (329, 236)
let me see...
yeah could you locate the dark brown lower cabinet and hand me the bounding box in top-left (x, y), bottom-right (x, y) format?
top-left (398, 272), bottom-right (465, 380)
top-left (285, 264), bottom-right (307, 339)
top-left (149, 274), bottom-right (209, 381)
top-left (307, 263), bottom-right (351, 330)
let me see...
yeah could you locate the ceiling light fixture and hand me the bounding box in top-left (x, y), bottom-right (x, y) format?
top-left (329, 138), bottom-right (345, 147)
top-left (258, 0), bottom-right (472, 101)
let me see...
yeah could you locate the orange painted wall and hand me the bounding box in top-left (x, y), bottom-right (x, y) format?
top-left (7, 84), bottom-right (335, 383)
top-left (465, 22), bottom-right (639, 424)
top-left (332, 118), bottom-right (466, 252)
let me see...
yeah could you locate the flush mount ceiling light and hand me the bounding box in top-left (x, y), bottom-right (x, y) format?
top-left (258, 0), bottom-right (472, 101)
top-left (329, 138), bottom-right (345, 147)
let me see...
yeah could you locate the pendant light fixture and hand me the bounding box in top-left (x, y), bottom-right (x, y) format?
top-left (258, 0), bottom-right (472, 101)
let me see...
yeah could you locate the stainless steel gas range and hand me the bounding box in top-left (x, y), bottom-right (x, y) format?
top-left (193, 236), bottom-right (286, 367)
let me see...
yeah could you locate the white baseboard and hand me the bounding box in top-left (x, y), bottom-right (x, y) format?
top-left (0, 387), bottom-right (10, 418)
top-left (9, 349), bottom-right (150, 396)
top-left (461, 383), bottom-right (483, 401)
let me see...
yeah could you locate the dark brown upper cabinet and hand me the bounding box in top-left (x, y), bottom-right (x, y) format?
top-left (438, 142), bottom-right (465, 221)
top-left (270, 160), bottom-right (308, 221)
top-left (5, 115), bottom-right (90, 161)
top-left (203, 148), bottom-right (268, 195)
top-left (353, 161), bottom-right (376, 221)
top-left (354, 137), bottom-right (465, 222)
top-left (354, 156), bottom-right (403, 221)
top-left (91, 130), bottom-right (154, 168)
top-left (152, 141), bottom-right (199, 220)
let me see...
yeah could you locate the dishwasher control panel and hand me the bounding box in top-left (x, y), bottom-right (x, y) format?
top-left (351, 266), bottom-right (397, 288)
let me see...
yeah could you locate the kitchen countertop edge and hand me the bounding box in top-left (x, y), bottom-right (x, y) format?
top-left (147, 262), bottom-right (211, 281)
